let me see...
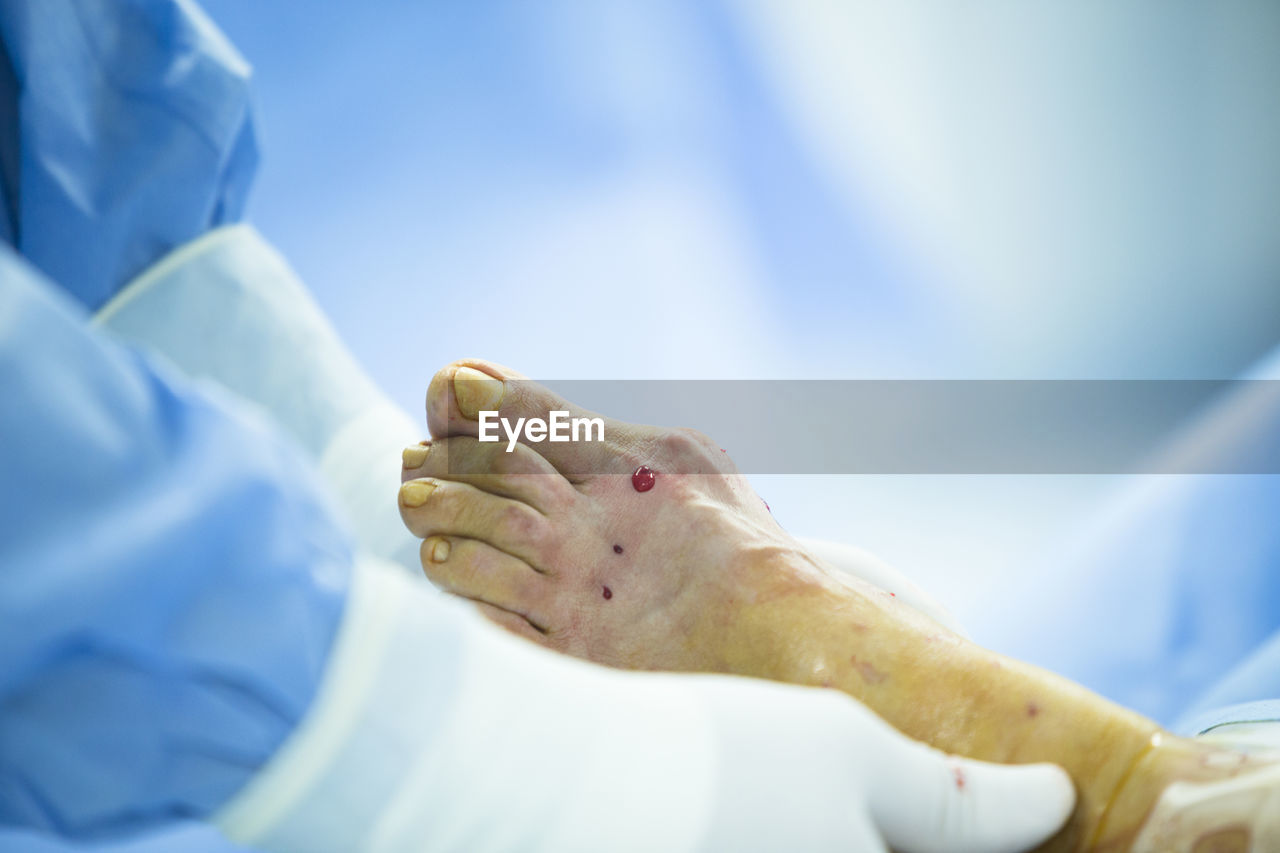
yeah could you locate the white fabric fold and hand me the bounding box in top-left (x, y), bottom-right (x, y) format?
top-left (214, 555), bottom-right (717, 853)
top-left (95, 224), bottom-right (421, 570)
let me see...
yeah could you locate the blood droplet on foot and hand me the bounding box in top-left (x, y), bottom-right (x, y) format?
top-left (632, 465), bottom-right (656, 492)
top-left (613, 544), bottom-right (624, 554)
top-left (602, 585), bottom-right (613, 600)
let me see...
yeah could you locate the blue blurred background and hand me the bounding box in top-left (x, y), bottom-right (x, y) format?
top-left (202, 1), bottom-right (1280, 393)
top-left (199, 1), bottom-right (1280, 720)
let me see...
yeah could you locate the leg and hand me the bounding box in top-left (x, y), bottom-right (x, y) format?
top-left (400, 360), bottom-right (1278, 852)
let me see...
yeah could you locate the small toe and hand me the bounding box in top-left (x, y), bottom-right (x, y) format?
top-left (471, 600), bottom-right (548, 643)
top-left (399, 477), bottom-right (555, 569)
top-left (402, 435), bottom-right (578, 511)
top-left (420, 536), bottom-right (550, 632)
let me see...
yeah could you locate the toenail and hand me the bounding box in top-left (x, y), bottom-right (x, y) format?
top-left (426, 536), bottom-right (451, 563)
top-left (400, 480), bottom-right (436, 507)
top-left (453, 366), bottom-right (505, 419)
top-left (402, 445), bottom-right (430, 468)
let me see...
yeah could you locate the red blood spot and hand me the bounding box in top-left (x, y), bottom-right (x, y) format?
top-left (952, 765), bottom-right (967, 792)
top-left (602, 585), bottom-right (613, 600)
top-left (1027, 701), bottom-right (1041, 718)
top-left (613, 544), bottom-right (624, 554)
top-left (720, 447), bottom-right (727, 452)
top-left (763, 499), bottom-right (771, 512)
top-left (631, 465), bottom-right (656, 492)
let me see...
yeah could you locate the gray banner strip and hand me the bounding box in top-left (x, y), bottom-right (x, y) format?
top-left (462, 380), bottom-right (1280, 475)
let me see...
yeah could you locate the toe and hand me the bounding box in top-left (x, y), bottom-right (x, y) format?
top-left (402, 436), bottom-right (577, 513)
top-left (399, 476), bottom-right (555, 569)
top-left (420, 536), bottom-right (550, 633)
top-left (425, 359), bottom-right (632, 478)
top-left (472, 600), bottom-right (548, 644)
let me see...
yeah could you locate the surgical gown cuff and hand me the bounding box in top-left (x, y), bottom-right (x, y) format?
top-left (93, 224), bottom-right (420, 567)
top-left (213, 555), bottom-right (717, 853)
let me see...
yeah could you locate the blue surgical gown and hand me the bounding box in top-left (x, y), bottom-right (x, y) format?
top-left (0, 244), bottom-right (349, 838)
top-left (0, 0), bottom-right (257, 310)
top-left (0, 0), bottom-right (342, 846)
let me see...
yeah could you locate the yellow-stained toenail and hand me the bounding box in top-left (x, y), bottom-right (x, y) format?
top-left (402, 445), bottom-right (430, 468)
top-left (454, 366), bottom-right (505, 419)
top-left (400, 480), bottom-right (436, 507)
top-left (426, 536), bottom-right (451, 563)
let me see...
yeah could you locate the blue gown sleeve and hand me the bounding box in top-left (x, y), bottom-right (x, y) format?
top-left (0, 0), bottom-right (258, 311)
top-left (0, 244), bottom-right (349, 840)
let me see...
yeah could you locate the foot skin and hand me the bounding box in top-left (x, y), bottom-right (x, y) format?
top-left (399, 359), bottom-right (1275, 853)
top-left (399, 368), bottom-right (811, 674)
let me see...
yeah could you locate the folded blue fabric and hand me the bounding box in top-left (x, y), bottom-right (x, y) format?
top-left (0, 0), bottom-right (257, 310)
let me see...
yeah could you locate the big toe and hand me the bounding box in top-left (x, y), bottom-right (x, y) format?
top-left (426, 359), bottom-right (632, 478)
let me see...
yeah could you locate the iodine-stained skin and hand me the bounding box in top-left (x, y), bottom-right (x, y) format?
top-left (401, 360), bottom-right (1278, 853)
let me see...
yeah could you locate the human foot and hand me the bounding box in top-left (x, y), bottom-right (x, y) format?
top-left (398, 380), bottom-right (804, 673)
top-left (400, 359), bottom-right (1278, 852)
